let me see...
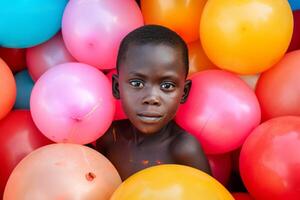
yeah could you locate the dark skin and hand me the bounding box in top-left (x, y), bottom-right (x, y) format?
top-left (96, 43), bottom-right (211, 180)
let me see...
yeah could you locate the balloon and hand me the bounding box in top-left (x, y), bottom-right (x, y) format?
top-left (0, 58), bottom-right (16, 120)
top-left (187, 40), bottom-right (217, 77)
top-left (27, 33), bottom-right (76, 81)
top-left (106, 69), bottom-right (127, 121)
top-left (30, 63), bottom-right (115, 144)
top-left (111, 164), bottom-right (234, 200)
top-left (231, 148), bottom-right (241, 172)
top-left (0, 0), bottom-right (68, 48)
top-left (289, 0), bottom-right (300, 11)
top-left (0, 110), bottom-right (52, 198)
top-left (208, 153), bottom-right (232, 186)
top-left (231, 193), bottom-right (254, 200)
top-left (141, 0), bottom-right (207, 43)
top-left (239, 74), bottom-right (260, 90)
top-left (4, 143), bottom-right (121, 200)
top-left (14, 70), bottom-right (34, 109)
top-left (256, 50), bottom-right (300, 121)
top-left (288, 10), bottom-right (300, 52)
top-left (200, 0), bottom-right (293, 74)
top-left (62, 0), bottom-right (143, 69)
top-left (240, 116), bottom-right (300, 200)
top-left (176, 70), bottom-right (261, 154)
top-left (0, 48), bottom-right (26, 72)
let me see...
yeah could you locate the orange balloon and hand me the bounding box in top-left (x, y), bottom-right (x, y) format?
top-left (111, 165), bottom-right (234, 200)
top-left (188, 40), bottom-right (217, 76)
top-left (4, 144), bottom-right (121, 200)
top-left (141, 0), bottom-right (207, 43)
top-left (200, 0), bottom-right (293, 74)
top-left (0, 58), bottom-right (16, 120)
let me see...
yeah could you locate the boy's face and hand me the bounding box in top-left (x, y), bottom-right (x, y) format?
top-left (114, 43), bottom-right (191, 134)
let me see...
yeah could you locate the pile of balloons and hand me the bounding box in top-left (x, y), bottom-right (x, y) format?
top-left (0, 0), bottom-right (300, 199)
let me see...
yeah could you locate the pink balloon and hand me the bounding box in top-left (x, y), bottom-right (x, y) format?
top-left (207, 153), bottom-right (232, 186)
top-left (4, 144), bottom-right (121, 200)
top-left (62, 0), bottom-right (143, 69)
top-left (30, 62), bottom-right (115, 144)
top-left (27, 33), bottom-right (76, 81)
top-left (106, 69), bottom-right (127, 121)
top-left (175, 70), bottom-right (261, 154)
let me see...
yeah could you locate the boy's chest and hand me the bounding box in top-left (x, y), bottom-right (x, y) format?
top-left (106, 138), bottom-right (176, 180)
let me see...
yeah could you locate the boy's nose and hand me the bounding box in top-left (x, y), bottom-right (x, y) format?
top-left (142, 95), bottom-right (161, 106)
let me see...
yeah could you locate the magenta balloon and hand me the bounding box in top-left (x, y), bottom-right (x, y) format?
top-left (30, 62), bottom-right (115, 144)
top-left (27, 33), bottom-right (76, 81)
top-left (62, 0), bottom-right (143, 69)
top-left (175, 70), bottom-right (261, 154)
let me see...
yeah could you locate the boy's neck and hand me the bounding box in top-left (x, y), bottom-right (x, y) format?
top-left (130, 120), bottom-right (174, 145)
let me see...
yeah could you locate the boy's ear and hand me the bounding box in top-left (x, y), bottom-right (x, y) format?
top-left (112, 74), bottom-right (120, 99)
top-left (180, 79), bottom-right (192, 104)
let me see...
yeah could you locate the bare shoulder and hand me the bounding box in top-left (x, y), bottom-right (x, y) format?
top-left (96, 120), bottom-right (131, 153)
top-left (95, 124), bottom-right (113, 154)
top-left (170, 125), bottom-right (203, 157)
top-left (170, 123), bottom-right (211, 175)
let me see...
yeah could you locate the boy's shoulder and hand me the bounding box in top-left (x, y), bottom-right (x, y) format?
top-left (170, 122), bottom-right (211, 174)
top-left (170, 122), bottom-right (204, 158)
top-left (96, 119), bottom-right (132, 151)
top-left (170, 121), bottom-right (199, 142)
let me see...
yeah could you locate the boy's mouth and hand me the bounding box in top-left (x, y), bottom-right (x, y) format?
top-left (137, 112), bottom-right (163, 123)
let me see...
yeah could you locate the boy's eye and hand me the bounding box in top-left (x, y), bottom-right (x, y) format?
top-left (161, 82), bottom-right (175, 91)
top-left (129, 80), bottom-right (144, 88)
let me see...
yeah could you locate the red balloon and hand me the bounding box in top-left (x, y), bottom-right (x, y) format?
top-left (0, 48), bottom-right (26, 73)
top-left (176, 70), bottom-right (261, 154)
top-left (207, 153), bottom-right (232, 186)
top-left (240, 116), bottom-right (300, 200)
top-left (256, 50), bottom-right (300, 121)
top-left (27, 33), bottom-right (76, 81)
top-left (0, 110), bottom-right (52, 197)
top-left (231, 193), bottom-right (254, 200)
top-left (106, 69), bottom-right (127, 121)
top-left (287, 10), bottom-right (300, 52)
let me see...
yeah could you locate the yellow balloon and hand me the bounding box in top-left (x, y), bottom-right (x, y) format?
top-left (141, 0), bottom-right (207, 43)
top-left (200, 0), bottom-right (293, 74)
top-left (110, 164), bottom-right (234, 200)
top-left (188, 40), bottom-right (217, 77)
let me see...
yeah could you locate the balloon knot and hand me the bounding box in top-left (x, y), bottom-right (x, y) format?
top-left (85, 172), bottom-right (96, 181)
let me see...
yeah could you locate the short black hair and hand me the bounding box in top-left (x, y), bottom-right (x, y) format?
top-left (116, 25), bottom-right (189, 76)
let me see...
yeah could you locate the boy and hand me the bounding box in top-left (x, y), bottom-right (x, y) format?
top-left (96, 25), bottom-right (211, 180)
